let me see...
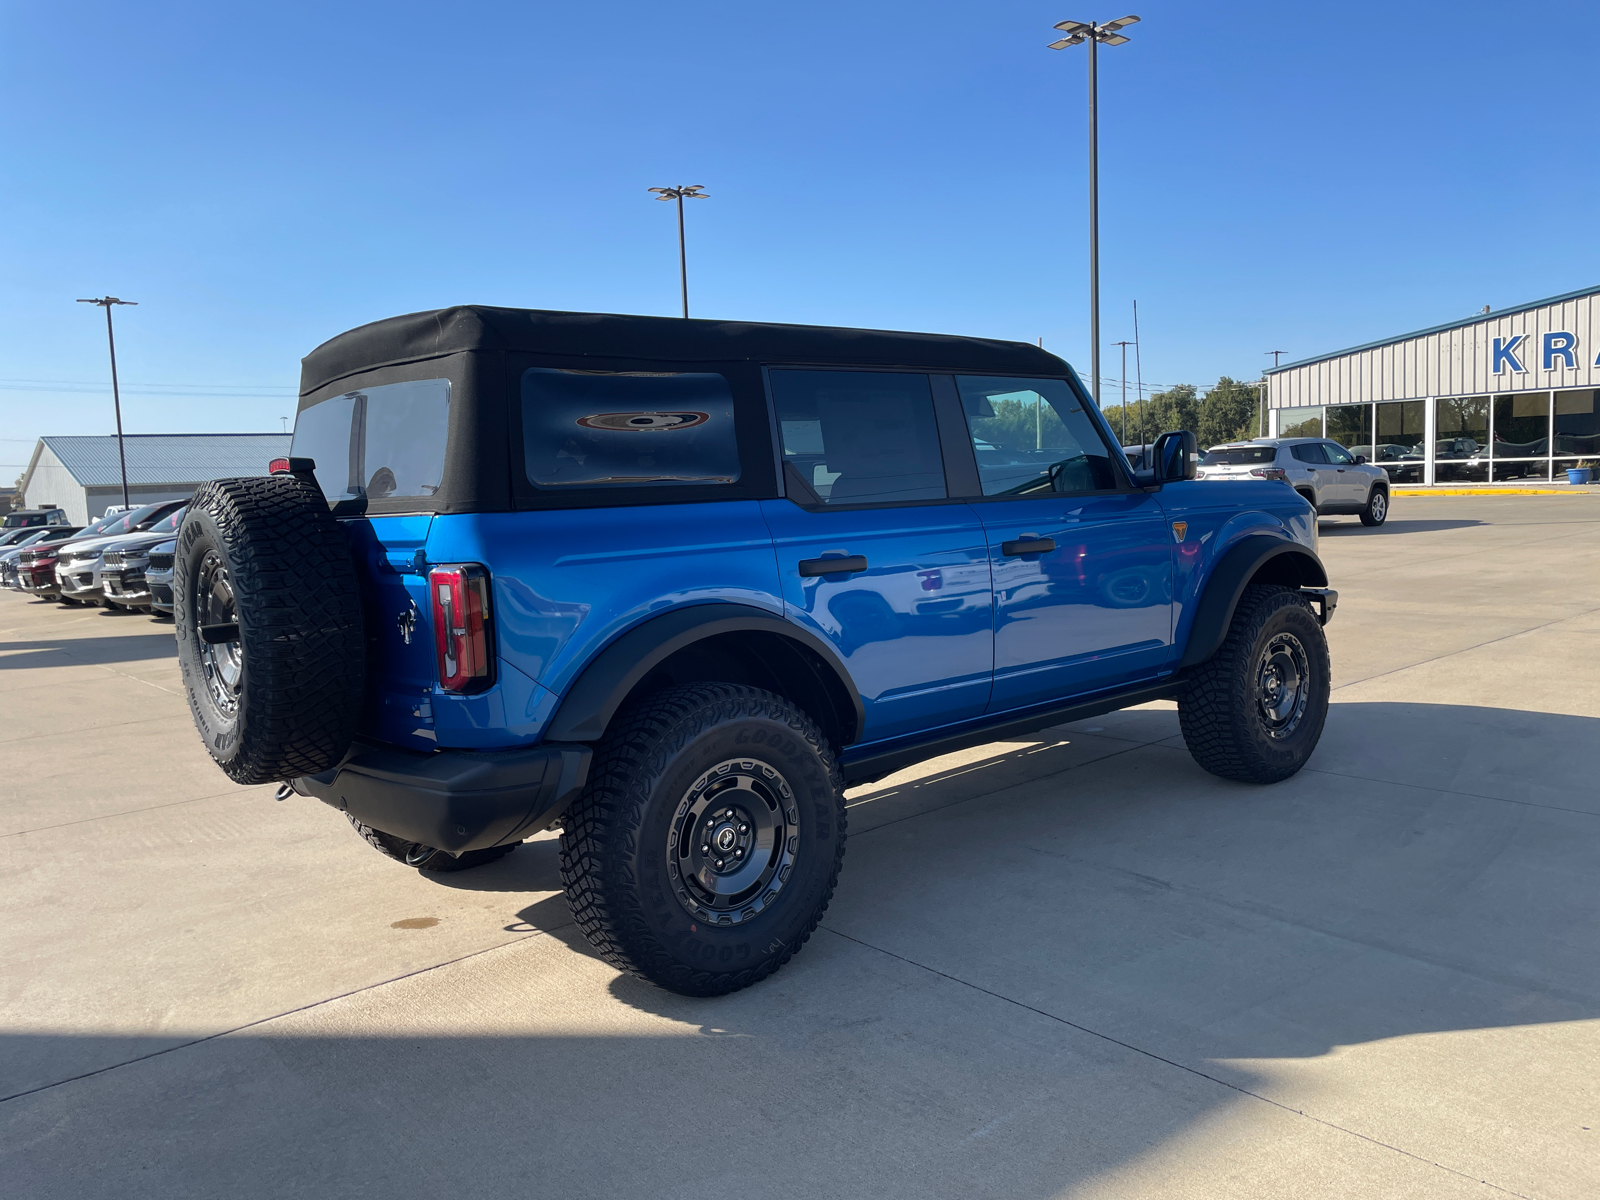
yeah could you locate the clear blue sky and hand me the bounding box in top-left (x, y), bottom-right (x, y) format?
top-left (4, 0), bottom-right (1599, 477)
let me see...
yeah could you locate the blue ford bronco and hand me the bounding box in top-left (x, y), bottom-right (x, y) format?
top-left (175, 307), bottom-right (1335, 996)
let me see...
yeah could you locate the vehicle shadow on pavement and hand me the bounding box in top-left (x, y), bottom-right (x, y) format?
top-left (0, 633), bottom-right (177, 669)
top-left (5, 702), bottom-right (1593, 1199)
top-left (1321, 518), bottom-right (1485, 535)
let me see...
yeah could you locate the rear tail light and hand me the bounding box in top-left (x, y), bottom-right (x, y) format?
top-left (1250, 467), bottom-right (1289, 482)
top-left (429, 564), bottom-right (494, 693)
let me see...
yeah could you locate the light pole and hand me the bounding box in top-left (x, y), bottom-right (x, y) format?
top-left (1112, 339), bottom-right (1134, 444)
top-left (76, 296), bottom-right (137, 510)
top-left (1049, 15), bottom-right (1139, 407)
top-left (648, 185), bottom-right (709, 318)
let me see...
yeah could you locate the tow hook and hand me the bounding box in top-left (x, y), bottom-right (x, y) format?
top-left (274, 782), bottom-right (296, 802)
top-left (1299, 587), bottom-right (1338, 626)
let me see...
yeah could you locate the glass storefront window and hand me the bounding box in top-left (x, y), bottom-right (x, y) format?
top-left (1435, 396), bottom-right (1488, 482)
top-left (1553, 389), bottom-right (1600, 464)
top-left (1372, 399), bottom-right (1425, 483)
top-left (1325, 403), bottom-right (1373, 458)
top-left (1278, 405), bottom-right (1323, 438)
top-left (1491, 393), bottom-right (1549, 458)
top-left (1493, 459), bottom-right (1551, 482)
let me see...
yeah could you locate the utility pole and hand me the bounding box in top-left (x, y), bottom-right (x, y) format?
top-left (76, 296), bottom-right (137, 510)
top-left (1264, 350), bottom-right (1286, 436)
top-left (648, 185), bottom-right (709, 317)
top-left (1132, 299), bottom-right (1144, 445)
top-left (1112, 339), bottom-right (1134, 444)
top-left (1049, 15), bottom-right (1140, 406)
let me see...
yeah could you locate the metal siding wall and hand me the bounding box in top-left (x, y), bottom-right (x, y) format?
top-left (1268, 291), bottom-right (1600, 410)
top-left (20, 450), bottom-right (89, 526)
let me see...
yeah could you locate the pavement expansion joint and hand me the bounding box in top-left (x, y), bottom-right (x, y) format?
top-left (1331, 601), bottom-right (1600, 694)
top-left (819, 926), bottom-right (1538, 1200)
top-left (0, 785), bottom-right (277, 839)
top-left (0, 928), bottom-right (554, 1107)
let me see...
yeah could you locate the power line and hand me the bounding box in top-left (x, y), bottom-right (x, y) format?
top-left (0, 379), bottom-right (293, 397)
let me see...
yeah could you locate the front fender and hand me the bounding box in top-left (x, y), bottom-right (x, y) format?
top-left (1179, 534), bottom-right (1328, 668)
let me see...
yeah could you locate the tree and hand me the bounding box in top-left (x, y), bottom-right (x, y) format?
top-left (1145, 384), bottom-right (1201, 440)
top-left (1198, 376), bottom-right (1262, 447)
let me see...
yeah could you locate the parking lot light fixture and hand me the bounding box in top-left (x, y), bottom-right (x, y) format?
top-left (648, 185), bottom-right (710, 318)
top-left (1049, 15), bottom-right (1139, 406)
top-left (76, 296), bottom-right (138, 510)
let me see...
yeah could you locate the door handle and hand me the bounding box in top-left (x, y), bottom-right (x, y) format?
top-left (798, 555), bottom-right (868, 577)
top-left (1001, 536), bottom-right (1056, 557)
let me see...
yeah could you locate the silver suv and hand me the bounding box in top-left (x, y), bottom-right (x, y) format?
top-left (1198, 438), bottom-right (1390, 526)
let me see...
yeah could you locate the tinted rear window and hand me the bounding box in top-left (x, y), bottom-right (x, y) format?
top-left (1201, 447), bottom-right (1277, 465)
top-left (292, 379), bottom-right (451, 503)
top-left (771, 370), bottom-right (945, 505)
top-left (521, 368), bottom-right (740, 488)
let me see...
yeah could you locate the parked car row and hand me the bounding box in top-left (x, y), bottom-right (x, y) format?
top-left (2, 499), bottom-right (187, 618)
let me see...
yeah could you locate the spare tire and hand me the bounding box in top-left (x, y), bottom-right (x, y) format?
top-left (175, 475), bottom-right (365, 784)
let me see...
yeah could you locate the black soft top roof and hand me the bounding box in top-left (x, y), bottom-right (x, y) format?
top-left (300, 305), bottom-right (1069, 398)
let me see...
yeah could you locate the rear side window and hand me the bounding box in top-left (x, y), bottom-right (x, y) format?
top-left (292, 379), bottom-right (451, 503)
top-left (956, 376), bottom-right (1119, 495)
top-left (1291, 442), bottom-right (1329, 464)
top-left (770, 370), bottom-right (946, 505)
top-left (1201, 447), bottom-right (1278, 466)
top-left (521, 368), bottom-right (740, 488)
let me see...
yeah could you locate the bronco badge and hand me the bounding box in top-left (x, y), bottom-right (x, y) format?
top-left (1172, 521), bottom-right (1188, 542)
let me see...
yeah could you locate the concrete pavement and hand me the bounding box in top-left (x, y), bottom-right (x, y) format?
top-left (2, 495), bottom-right (1597, 1198)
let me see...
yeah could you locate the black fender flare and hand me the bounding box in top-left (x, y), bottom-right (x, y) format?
top-left (1180, 535), bottom-right (1329, 668)
top-left (544, 602), bottom-right (865, 744)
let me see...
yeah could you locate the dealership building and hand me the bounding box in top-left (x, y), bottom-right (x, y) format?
top-left (1265, 284), bottom-right (1600, 484)
top-left (18, 433), bottom-right (290, 524)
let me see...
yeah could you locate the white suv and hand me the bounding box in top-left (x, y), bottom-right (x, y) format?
top-left (1198, 438), bottom-right (1390, 526)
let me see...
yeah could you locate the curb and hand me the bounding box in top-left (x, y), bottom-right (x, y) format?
top-left (1390, 488), bottom-right (1600, 496)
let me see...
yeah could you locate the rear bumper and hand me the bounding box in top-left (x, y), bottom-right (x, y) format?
top-left (292, 740), bottom-right (592, 854)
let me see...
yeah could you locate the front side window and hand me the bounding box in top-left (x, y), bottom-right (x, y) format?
top-left (1323, 442), bottom-right (1355, 464)
top-left (771, 370), bottom-right (946, 505)
top-left (956, 376), bottom-right (1118, 496)
top-left (292, 379), bottom-right (451, 503)
top-left (521, 368), bottom-right (740, 488)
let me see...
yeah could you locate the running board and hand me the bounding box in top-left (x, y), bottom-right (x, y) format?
top-left (839, 680), bottom-right (1183, 787)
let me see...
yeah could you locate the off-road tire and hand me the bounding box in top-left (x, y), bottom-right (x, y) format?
top-left (1359, 486), bottom-right (1389, 526)
top-left (175, 475), bottom-right (365, 784)
top-left (559, 683), bottom-right (846, 997)
top-left (346, 815), bottom-right (520, 872)
top-left (1178, 585), bottom-right (1330, 784)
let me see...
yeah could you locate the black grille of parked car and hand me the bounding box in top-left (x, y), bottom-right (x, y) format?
top-left (147, 551), bottom-right (174, 571)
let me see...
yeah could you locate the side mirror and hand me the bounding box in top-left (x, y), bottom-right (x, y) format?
top-left (1353, 454), bottom-right (1367, 465)
top-left (1151, 430), bottom-right (1198, 483)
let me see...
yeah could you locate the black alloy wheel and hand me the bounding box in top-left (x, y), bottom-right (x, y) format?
top-left (1253, 631), bottom-right (1311, 739)
top-left (668, 758), bottom-right (800, 926)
